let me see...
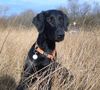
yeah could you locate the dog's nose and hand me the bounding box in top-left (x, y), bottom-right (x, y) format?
top-left (58, 34), bottom-right (64, 38)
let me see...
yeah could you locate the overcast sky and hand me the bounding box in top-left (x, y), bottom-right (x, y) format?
top-left (0, 0), bottom-right (100, 15)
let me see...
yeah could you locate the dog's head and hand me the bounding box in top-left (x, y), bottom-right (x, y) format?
top-left (32, 10), bottom-right (69, 42)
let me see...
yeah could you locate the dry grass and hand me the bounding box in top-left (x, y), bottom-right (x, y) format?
top-left (0, 27), bottom-right (100, 90)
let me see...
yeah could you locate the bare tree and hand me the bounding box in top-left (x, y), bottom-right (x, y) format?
top-left (58, 7), bottom-right (68, 15)
top-left (7, 9), bottom-right (35, 28)
top-left (67, 0), bottom-right (80, 21)
top-left (0, 5), bottom-right (9, 16)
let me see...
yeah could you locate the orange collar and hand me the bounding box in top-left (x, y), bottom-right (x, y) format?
top-left (35, 44), bottom-right (56, 61)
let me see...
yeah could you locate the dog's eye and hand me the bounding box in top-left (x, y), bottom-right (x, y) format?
top-left (59, 16), bottom-right (63, 22)
top-left (47, 16), bottom-right (54, 22)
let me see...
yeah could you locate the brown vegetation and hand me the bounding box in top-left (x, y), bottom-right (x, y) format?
top-left (0, 27), bottom-right (100, 90)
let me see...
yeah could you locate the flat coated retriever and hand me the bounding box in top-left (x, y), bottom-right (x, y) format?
top-left (16, 10), bottom-right (69, 90)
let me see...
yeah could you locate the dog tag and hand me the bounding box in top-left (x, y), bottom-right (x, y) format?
top-left (33, 53), bottom-right (38, 60)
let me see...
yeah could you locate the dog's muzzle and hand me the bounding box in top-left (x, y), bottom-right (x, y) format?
top-left (55, 34), bottom-right (64, 42)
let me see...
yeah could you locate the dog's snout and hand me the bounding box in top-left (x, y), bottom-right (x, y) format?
top-left (58, 34), bottom-right (64, 38)
top-left (55, 34), bottom-right (64, 42)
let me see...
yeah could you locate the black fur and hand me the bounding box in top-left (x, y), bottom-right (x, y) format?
top-left (16, 10), bottom-right (69, 90)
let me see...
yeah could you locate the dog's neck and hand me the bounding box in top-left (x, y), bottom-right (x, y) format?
top-left (37, 33), bottom-right (55, 53)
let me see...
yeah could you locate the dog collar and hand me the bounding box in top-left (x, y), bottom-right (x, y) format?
top-left (34, 43), bottom-right (56, 61)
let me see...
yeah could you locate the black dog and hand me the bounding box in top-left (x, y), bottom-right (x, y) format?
top-left (16, 10), bottom-right (69, 90)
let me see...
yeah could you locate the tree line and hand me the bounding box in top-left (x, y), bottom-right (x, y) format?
top-left (0, 0), bottom-right (100, 29)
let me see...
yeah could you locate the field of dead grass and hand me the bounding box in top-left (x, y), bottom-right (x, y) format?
top-left (0, 27), bottom-right (100, 90)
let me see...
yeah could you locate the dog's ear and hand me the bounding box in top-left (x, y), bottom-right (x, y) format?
top-left (63, 14), bottom-right (69, 32)
top-left (32, 11), bottom-right (45, 33)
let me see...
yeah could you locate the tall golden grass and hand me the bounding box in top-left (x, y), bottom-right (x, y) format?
top-left (0, 27), bottom-right (100, 90)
